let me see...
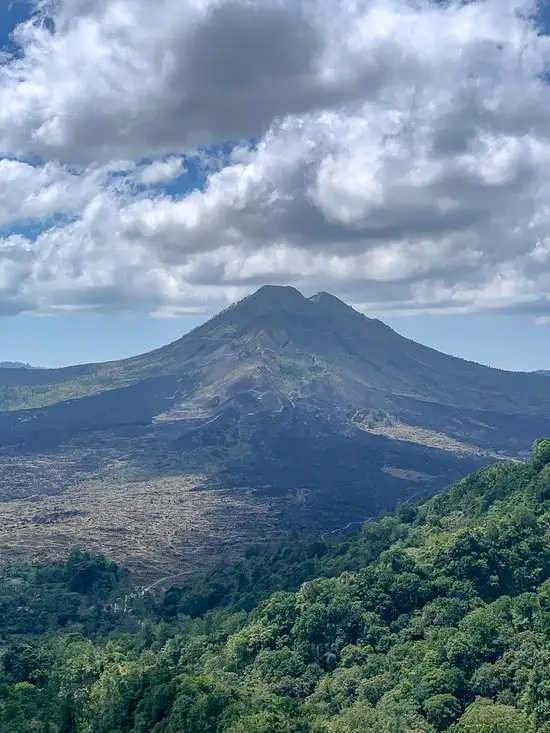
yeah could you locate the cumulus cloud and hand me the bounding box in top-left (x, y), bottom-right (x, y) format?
top-left (1, 0), bottom-right (550, 317)
top-left (136, 157), bottom-right (186, 186)
top-left (0, 158), bottom-right (111, 227)
top-left (0, 0), bottom-right (419, 163)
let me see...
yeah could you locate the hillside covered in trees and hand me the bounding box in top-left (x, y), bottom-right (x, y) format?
top-left (2, 439), bottom-right (550, 732)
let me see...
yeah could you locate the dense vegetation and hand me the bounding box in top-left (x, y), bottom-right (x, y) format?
top-left (2, 439), bottom-right (550, 732)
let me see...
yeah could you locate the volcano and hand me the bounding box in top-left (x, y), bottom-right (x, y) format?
top-left (1, 286), bottom-right (549, 577)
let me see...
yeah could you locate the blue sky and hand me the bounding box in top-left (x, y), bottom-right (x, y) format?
top-left (1, 0), bottom-right (550, 371)
top-left (1, 311), bottom-right (548, 372)
top-left (0, 1), bottom-right (29, 50)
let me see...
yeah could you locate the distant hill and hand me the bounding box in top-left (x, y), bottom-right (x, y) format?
top-left (1, 285), bottom-right (550, 577)
top-left (0, 361), bottom-right (33, 369)
top-left (535, 369), bottom-right (550, 376)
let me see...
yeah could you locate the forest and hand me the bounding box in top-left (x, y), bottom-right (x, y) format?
top-left (1, 438), bottom-right (550, 732)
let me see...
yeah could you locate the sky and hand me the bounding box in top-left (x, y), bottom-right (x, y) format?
top-left (1, 0), bottom-right (550, 371)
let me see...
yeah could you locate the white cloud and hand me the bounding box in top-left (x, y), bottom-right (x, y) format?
top-left (0, 158), bottom-right (110, 227)
top-left (137, 157), bottom-right (186, 186)
top-left (1, 0), bottom-right (550, 318)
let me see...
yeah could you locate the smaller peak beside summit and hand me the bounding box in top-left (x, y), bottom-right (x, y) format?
top-left (309, 291), bottom-right (350, 308)
top-left (310, 290), bottom-right (377, 320)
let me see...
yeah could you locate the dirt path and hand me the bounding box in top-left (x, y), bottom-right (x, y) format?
top-left (143, 572), bottom-right (189, 593)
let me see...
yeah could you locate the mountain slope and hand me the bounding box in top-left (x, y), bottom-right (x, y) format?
top-left (1, 286), bottom-right (550, 575)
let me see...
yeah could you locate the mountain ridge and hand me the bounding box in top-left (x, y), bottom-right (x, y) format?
top-left (2, 285), bottom-right (550, 415)
top-left (0, 361), bottom-right (34, 369)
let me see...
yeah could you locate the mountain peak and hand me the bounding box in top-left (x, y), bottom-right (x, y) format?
top-left (244, 286), bottom-right (357, 317)
top-left (220, 285), bottom-right (310, 322)
top-left (309, 290), bottom-right (390, 332)
top-left (310, 290), bottom-right (344, 305)
top-left (246, 284), bottom-right (306, 307)
top-left (309, 290), bottom-right (354, 312)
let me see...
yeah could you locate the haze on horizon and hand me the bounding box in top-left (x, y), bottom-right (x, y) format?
top-left (2, 286), bottom-right (550, 374)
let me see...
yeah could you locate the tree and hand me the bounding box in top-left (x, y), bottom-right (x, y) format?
top-left (532, 439), bottom-right (550, 469)
top-left (59, 696), bottom-right (77, 733)
top-left (423, 694), bottom-right (462, 730)
top-left (227, 711), bottom-right (294, 733)
top-left (455, 699), bottom-right (535, 732)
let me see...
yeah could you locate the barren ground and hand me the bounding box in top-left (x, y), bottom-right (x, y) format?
top-left (0, 471), bottom-right (286, 584)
